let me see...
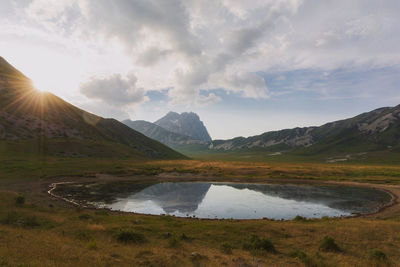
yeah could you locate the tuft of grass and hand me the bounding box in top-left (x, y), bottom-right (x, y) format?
top-left (289, 250), bottom-right (317, 267)
top-left (220, 243), bottom-right (233, 254)
top-left (293, 215), bottom-right (311, 222)
top-left (167, 235), bottom-right (180, 248)
top-left (190, 252), bottom-right (208, 263)
top-left (15, 195), bottom-right (25, 205)
top-left (0, 211), bottom-right (40, 228)
top-left (243, 234), bottom-right (276, 253)
top-left (116, 230), bottom-right (146, 244)
top-left (135, 250), bottom-right (153, 259)
top-left (78, 214), bottom-right (91, 220)
top-left (370, 249), bottom-right (387, 261)
top-left (75, 230), bottom-right (92, 241)
top-left (319, 236), bottom-right (342, 253)
top-left (87, 241), bottom-right (98, 250)
top-left (95, 210), bottom-right (109, 216)
top-left (0, 257), bottom-right (7, 267)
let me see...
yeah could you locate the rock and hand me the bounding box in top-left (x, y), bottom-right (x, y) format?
top-left (155, 111), bottom-right (212, 142)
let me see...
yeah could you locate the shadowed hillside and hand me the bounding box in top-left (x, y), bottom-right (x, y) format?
top-left (0, 57), bottom-right (186, 159)
top-left (210, 105), bottom-right (400, 155)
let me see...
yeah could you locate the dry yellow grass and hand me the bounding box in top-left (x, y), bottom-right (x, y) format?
top-left (1, 160), bottom-right (400, 266)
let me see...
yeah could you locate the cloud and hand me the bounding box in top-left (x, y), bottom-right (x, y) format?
top-left (80, 73), bottom-right (148, 107)
top-left (4, 0), bottom-right (400, 113)
top-left (196, 93), bottom-right (222, 106)
top-left (80, 0), bottom-right (200, 56)
top-left (217, 72), bottom-right (269, 99)
top-left (136, 47), bottom-right (172, 67)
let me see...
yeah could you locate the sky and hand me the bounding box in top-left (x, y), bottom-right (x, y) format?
top-left (1, 0), bottom-right (400, 139)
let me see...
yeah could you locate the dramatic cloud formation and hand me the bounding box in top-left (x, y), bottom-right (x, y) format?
top-left (80, 74), bottom-right (148, 107)
top-left (1, 0), bottom-right (399, 137)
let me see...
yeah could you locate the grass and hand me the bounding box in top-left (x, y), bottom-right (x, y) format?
top-left (0, 190), bottom-right (399, 266)
top-left (242, 234), bottom-right (276, 253)
top-left (370, 249), bottom-right (387, 261)
top-left (15, 195), bottom-right (25, 205)
top-left (116, 230), bottom-right (146, 244)
top-left (0, 156), bottom-right (400, 265)
top-left (0, 211), bottom-right (40, 228)
top-left (220, 242), bottom-right (233, 254)
top-left (318, 236), bottom-right (342, 253)
top-left (288, 250), bottom-right (318, 267)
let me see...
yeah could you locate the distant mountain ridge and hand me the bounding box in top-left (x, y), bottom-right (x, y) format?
top-left (123, 119), bottom-right (206, 149)
top-left (209, 105), bottom-right (400, 154)
top-left (155, 111), bottom-right (212, 142)
top-left (124, 105), bottom-right (400, 159)
top-left (0, 56), bottom-right (185, 159)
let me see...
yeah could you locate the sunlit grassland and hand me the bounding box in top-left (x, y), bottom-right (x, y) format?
top-left (2, 154), bottom-right (400, 183)
top-left (0, 190), bottom-right (400, 266)
top-left (1, 155), bottom-right (400, 266)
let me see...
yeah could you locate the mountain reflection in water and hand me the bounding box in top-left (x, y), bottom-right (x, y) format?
top-left (103, 182), bottom-right (391, 220)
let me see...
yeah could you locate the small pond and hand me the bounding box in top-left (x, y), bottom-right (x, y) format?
top-left (55, 182), bottom-right (393, 220)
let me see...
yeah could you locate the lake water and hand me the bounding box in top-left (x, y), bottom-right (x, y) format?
top-left (93, 182), bottom-right (392, 220)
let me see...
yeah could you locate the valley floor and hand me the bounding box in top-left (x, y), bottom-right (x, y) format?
top-left (1, 158), bottom-right (400, 266)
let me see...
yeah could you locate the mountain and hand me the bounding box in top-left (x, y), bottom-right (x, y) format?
top-left (209, 105), bottom-right (400, 155)
top-left (122, 119), bottom-right (206, 148)
top-left (155, 112), bottom-right (212, 142)
top-left (0, 56), bottom-right (186, 159)
top-left (123, 105), bottom-right (400, 161)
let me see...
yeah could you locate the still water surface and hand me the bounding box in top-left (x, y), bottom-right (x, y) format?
top-left (96, 182), bottom-right (392, 220)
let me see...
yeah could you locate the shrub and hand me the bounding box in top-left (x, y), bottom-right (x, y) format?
top-left (15, 195), bottom-right (25, 205)
top-left (319, 236), bottom-right (342, 252)
top-left (243, 235), bottom-right (276, 253)
top-left (116, 230), bottom-right (146, 244)
top-left (370, 249), bottom-right (387, 261)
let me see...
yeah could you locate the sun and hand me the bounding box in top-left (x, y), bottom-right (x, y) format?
top-left (32, 79), bottom-right (50, 93)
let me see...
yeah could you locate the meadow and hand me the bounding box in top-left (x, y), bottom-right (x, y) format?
top-left (1, 155), bottom-right (400, 266)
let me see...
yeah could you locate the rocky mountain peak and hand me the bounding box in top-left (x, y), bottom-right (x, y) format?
top-left (155, 111), bottom-right (212, 142)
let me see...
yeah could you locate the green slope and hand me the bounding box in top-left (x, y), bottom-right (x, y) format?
top-left (181, 105), bottom-right (400, 163)
top-left (0, 57), bottom-right (186, 159)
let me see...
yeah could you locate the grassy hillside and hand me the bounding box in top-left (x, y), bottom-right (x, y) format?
top-left (180, 105), bottom-right (400, 163)
top-left (0, 57), bottom-right (186, 159)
